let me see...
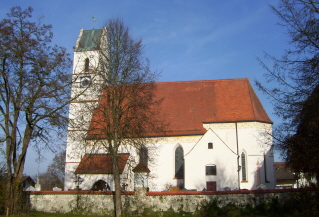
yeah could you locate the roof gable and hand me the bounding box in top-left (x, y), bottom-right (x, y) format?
top-left (22, 176), bottom-right (36, 186)
top-left (87, 78), bottom-right (272, 138)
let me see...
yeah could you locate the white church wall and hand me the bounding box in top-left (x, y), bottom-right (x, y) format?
top-left (69, 120), bottom-right (275, 192)
top-left (184, 129), bottom-right (238, 191)
top-left (65, 163), bottom-right (81, 190)
top-left (236, 122), bottom-right (274, 190)
top-left (147, 142), bottom-right (176, 191)
top-left (65, 121), bottom-right (275, 191)
top-left (145, 136), bottom-right (200, 191)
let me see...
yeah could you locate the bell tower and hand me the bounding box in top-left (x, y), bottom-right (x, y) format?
top-left (64, 28), bottom-right (106, 190)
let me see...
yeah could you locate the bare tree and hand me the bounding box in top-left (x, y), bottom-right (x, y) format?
top-left (0, 7), bottom-right (71, 214)
top-left (255, 0), bottom-right (319, 181)
top-left (38, 148), bottom-right (66, 190)
top-left (85, 19), bottom-right (164, 216)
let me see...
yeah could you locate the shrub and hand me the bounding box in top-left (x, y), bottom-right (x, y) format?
top-left (220, 203), bottom-right (241, 217)
top-left (240, 203), bottom-right (254, 216)
top-left (194, 200), bottom-right (220, 217)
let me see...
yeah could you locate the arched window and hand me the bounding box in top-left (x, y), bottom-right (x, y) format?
top-left (175, 146), bottom-right (184, 178)
top-left (241, 152), bottom-right (247, 181)
top-left (264, 153), bottom-right (269, 183)
top-left (139, 146), bottom-right (148, 166)
top-left (84, 58), bottom-right (89, 71)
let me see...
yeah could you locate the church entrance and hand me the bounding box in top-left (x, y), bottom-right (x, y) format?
top-left (206, 181), bottom-right (216, 191)
top-left (91, 180), bottom-right (110, 191)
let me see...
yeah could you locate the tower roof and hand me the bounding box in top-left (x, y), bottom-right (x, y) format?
top-left (75, 29), bottom-right (103, 52)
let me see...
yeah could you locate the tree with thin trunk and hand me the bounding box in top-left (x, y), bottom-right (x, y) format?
top-left (38, 148), bottom-right (66, 190)
top-left (255, 0), bottom-right (319, 182)
top-left (0, 7), bottom-right (72, 215)
top-left (86, 19), bottom-right (164, 217)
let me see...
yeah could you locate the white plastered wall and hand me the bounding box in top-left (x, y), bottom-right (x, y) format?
top-left (145, 136), bottom-right (200, 191)
top-left (65, 121), bottom-right (275, 191)
top-left (184, 128), bottom-right (238, 191)
top-left (236, 122), bottom-right (274, 190)
top-left (64, 48), bottom-right (102, 190)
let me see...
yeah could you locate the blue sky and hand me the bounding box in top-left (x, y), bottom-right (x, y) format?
top-left (1, 0), bottom-right (288, 176)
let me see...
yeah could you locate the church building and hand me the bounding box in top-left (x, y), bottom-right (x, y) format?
top-left (64, 28), bottom-right (275, 192)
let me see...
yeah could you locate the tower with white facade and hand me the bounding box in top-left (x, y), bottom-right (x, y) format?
top-left (64, 28), bottom-right (106, 190)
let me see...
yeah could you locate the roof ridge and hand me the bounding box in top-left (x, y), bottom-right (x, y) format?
top-left (155, 78), bottom-right (248, 85)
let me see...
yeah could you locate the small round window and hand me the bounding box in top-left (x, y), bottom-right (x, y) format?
top-left (80, 76), bottom-right (91, 88)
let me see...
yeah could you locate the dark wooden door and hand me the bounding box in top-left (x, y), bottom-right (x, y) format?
top-left (206, 181), bottom-right (216, 191)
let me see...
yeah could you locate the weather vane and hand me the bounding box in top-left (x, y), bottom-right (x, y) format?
top-left (92, 16), bottom-right (96, 29)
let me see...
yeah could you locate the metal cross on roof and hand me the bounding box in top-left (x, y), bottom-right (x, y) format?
top-left (92, 17), bottom-right (96, 29)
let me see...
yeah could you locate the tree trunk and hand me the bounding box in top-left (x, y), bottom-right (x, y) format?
top-left (6, 174), bottom-right (23, 215)
top-left (5, 126), bottom-right (31, 215)
top-left (112, 153), bottom-right (122, 217)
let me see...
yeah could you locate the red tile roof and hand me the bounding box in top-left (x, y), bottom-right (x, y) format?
top-left (75, 154), bottom-right (129, 174)
top-left (87, 78), bottom-right (272, 138)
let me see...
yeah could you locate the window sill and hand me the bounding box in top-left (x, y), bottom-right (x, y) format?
top-left (241, 181), bottom-right (248, 183)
